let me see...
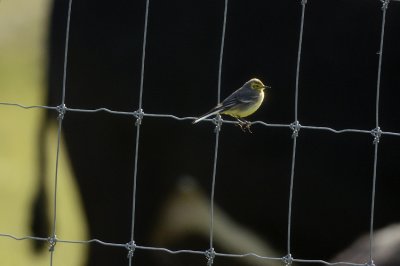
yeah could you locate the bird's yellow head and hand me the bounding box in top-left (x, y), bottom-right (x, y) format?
top-left (248, 78), bottom-right (270, 91)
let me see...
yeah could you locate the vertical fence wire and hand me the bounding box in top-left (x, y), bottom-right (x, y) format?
top-left (375, 0), bottom-right (389, 128)
top-left (137, 0), bottom-right (150, 110)
top-left (216, 0), bottom-right (228, 104)
top-left (368, 0), bottom-right (390, 264)
top-left (294, 0), bottom-right (306, 123)
top-left (286, 0), bottom-right (307, 262)
top-left (128, 0), bottom-right (150, 264)
top-left (208, 127), bottom-right (220, 265)
top-left (207, 1), bottom-right (228, 265)
top-left (49, 0), bottom-right (73, 265)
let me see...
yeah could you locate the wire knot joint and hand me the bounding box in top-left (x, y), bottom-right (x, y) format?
top-left (56, 104), bottom-right (67, 120)
top-left (48, 235), bottom-right (57, 252)
top-left (365, 260), bottom-right (376, 266)
top-left (125, 240), bottom-right (136, 259)
top-left (213, 114), bottom-right (223, 133)
top-left (205, 248), bottom-right (216, 266)
top-left (134, 109), bottom-right (144, 126)
top-left (282, 253), bottom-right (293, 265)
top-left (290, 121), bottom-right (301, 138)
top-left (371, 127), bottom-right (382, 144)
top-left (381, 0), bottom-right (390, 10)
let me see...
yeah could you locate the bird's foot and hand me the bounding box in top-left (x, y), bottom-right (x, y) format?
top-left (236, 120), bottom-right (253, 133)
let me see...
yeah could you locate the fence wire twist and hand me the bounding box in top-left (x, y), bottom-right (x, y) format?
top-left (1, 0), bottom-right (399, 266)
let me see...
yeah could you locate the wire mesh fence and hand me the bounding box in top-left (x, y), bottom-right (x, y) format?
top-left (1, 0), bottom-right (400, 265)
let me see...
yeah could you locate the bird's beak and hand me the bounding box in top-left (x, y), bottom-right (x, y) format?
top-left (262, 85), bottom-right (271, 90)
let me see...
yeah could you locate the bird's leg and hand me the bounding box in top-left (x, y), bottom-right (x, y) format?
top-left (243, 119), bottom-right (253, 133)
top-left (235, 118), bottom-right (253, 133)
top-left (235, 117), bottom-right (246, 132)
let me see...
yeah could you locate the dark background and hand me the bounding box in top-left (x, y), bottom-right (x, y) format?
top-left (38, 0), bottom-right (400, 265)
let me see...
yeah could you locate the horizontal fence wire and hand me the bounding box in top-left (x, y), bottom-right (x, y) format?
top-left (0, 233), bottom-right (369, 266)
top-left (1, 0), bottom-right (399, 266)
top-left (1, 102), bottom-right (400, 137)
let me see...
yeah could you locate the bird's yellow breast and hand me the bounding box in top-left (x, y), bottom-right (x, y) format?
top-left (222, 90), bottom-right (265, 118)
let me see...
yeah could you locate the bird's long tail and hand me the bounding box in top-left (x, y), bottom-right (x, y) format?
top-left (193, 106), bottom-right (224, 124)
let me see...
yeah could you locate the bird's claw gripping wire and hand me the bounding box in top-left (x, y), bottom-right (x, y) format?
top-left (235, 119), bottom-right (253, 133)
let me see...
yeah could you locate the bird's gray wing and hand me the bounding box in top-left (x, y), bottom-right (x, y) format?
top-left (221, 88), bottom-right (259, 108)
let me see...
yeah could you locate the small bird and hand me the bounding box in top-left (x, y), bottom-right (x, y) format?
top-left (193, 78), bottom-right (269, 132)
